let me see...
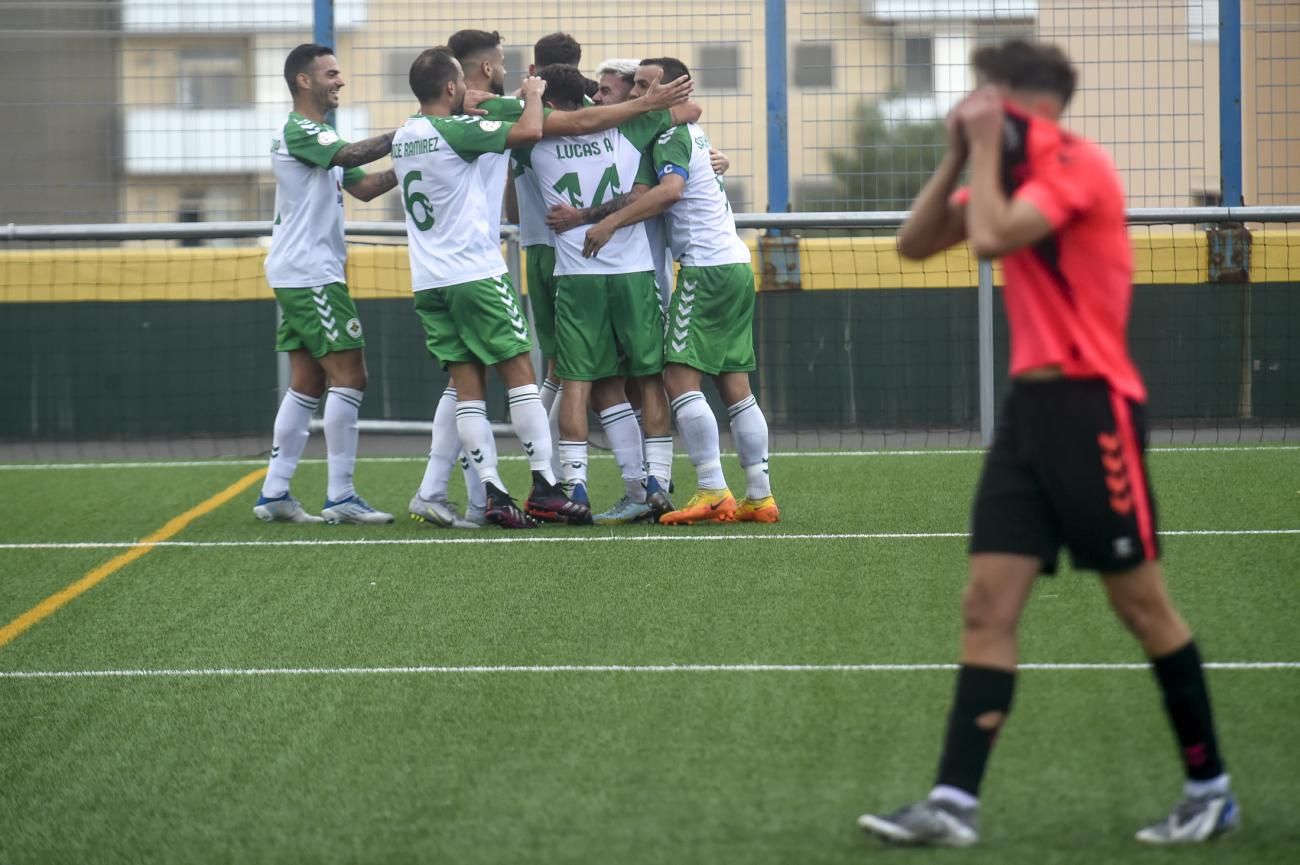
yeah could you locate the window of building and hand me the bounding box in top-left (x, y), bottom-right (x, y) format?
top-left (385, 50), bottom-right (415, 98)
top-left (176, 45), bottom-right (246, 108)
top-left (974, 25), bottom-right (1037, 48)
top-left (722, 178), bottom-right (750, 213)
top-left (900, 37), bottom-right (934, 94)
top-left (502, 47), bottom-right (526, 90)
top-left (793, 42), bottom-right (834, 89)
top-left (696, 44), bottom-right (741, 91)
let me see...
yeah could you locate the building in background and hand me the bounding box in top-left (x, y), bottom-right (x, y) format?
top-left (0, 1), bottom-right (1295, 226)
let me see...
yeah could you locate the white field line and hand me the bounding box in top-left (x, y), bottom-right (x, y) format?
top-left (0, 661), bottom-right (1296, 680)
top-left (3, 528), bottom-right (1298, 552)
top-left (3, 445), bottom-right (1298, 471)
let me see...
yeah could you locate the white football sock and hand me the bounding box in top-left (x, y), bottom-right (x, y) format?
top-left (1185, 774), bottom-right (1231, 798)
top-left (418, 387), bottom-right (459, 501)
top-left (547, 384), bottom-right (564, 477)
top-left (540, 378), bottom-right (560, 413)
top-left (508, 384), bottom-right (555, 484)
top-left (455, 399), bottom-right (503, 492)
top-left (671, 391), bottom-right (725, 490)
top-left (929, 785), bottom-right (979, 811)
top-left (262, 388), bottom-right (318, 499)
top-left (323, 386), bottom-right (363, 501)
top-left (557, 440), bottom-right (588, 489)
top-left (728, 395), bottom-right (771, 499)
top-left (644, 435), bottom-right (674, 492)
top-left (600, 402), bottom-right (646, 502)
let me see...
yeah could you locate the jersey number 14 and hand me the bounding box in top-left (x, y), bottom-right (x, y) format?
top-left (552, 165), bottom-right (620, 210)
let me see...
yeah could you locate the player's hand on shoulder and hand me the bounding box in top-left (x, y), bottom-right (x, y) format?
top-left (463, 89), bottom-right (494, 116)
top-left (520, 76), bottom-right (547, 100)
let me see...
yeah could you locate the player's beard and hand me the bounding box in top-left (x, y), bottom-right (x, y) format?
top-left (490, 77), bottom-right (505, 96)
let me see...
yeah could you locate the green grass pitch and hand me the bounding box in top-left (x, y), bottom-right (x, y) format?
top-left (1, 447), bottom-right (1297, 864)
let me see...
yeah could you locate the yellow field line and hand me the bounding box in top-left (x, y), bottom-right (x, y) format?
top-left (0, 468), bottom-right (266, 650)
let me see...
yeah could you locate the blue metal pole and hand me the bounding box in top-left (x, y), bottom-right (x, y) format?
top-left (314, 0), bottom-right (336, 125)
top-left (1219, 0), bottom-right (1243, 206)
top-left (765, 0), bottom-right (789, 214)
top-left (313, 0), bottom-right (334, 49)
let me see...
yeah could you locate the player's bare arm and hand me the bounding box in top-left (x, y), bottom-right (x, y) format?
top-left (896, 97), bottom-right (970, 260)
top-left (503, 170), bottom-right (519, 224)
top-left (504, 76), bottom-right (547, 146)
top-left (582, 175), bottom-right (684, 258)
top-left (960, 87), bottom-right (1053, 258)
top-left (540, 76), bottom-right (694, 137)
top-left (545, 186), bottom-right (649, 232)
top-left (330, 132), bottom-right (395, 168)
top-left (345, 169), bottom-right (397, 202)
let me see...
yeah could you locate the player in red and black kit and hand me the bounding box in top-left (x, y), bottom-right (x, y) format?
top-left (857, 41), bottom-right (1238, 847)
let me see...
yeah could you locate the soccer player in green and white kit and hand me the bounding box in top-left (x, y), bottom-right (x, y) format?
top-left (395, 49), bottom-right (587, 528)
top-left (525, 64), bottom-right (698, 524)
top-left (410, 36), bottom-right (694, 526)
top-left (583, 57), bottom-right (779, 524)
top-left (255, 43), bottom-right (399, 526)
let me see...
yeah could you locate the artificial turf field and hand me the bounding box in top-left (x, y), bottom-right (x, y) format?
top-left (1, 446), bottom-right (1297, 864)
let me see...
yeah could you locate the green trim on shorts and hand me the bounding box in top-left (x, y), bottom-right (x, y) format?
top-left (412, 273), bottom-right (532, 368)
top-left (665, 263), bottom-right (756, 375)
top-left (525, 244), bottom-right (558, 360)
top-left (554, 271), bottom-right (663, 381)
top-left (274, 282), bottom-right (365, 358)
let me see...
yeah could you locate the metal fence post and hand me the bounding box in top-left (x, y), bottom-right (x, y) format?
top-left (1220, 0), bottom-right (1243, 206)
top-left (765, 0), bottom-right (789, 216)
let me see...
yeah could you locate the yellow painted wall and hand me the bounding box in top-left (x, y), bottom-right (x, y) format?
top-left (4, 230), bottom-right (1296, 302)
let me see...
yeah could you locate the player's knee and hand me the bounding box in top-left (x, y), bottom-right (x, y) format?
top-left (1110, 590), bottom-right (1172, 639)
top-left (960, 582), bottom-right (1015, 634)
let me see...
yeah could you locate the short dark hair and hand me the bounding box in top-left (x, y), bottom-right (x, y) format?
top-left (639, 56), bottom-right (691, 85)
top-left (534, 32), bottom-right (581, 68)
top-left (447, 29), bottom-right (502, 65)
top-left (284, 43), bottom-right (334, 95)
top-left (583, 77), bottom-right (599, 99)
top-left (971, 39), bottom-right (1077, 107)
top-left (537, 63), bottom-right (587, 111)
top-left (409, 48), bottom-right (459, 103)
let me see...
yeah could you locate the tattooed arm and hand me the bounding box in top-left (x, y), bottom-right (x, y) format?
top-left (329, 132), bottom-right (394, 169)
top-left (545, 186), bottom-right (649, 232)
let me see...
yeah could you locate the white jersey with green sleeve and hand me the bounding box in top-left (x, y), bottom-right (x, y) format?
top-left (264, 112), bottom-right (365, 288)
top-left (510, 145), bottom-right (553, 248)
top-left (652, 123), bottom-right (751, 267)
top-left (392, 113), bottom-right (514, 292)
top-left (530, 109), bottom-right (675, 276)
top-left (478, 97), bottom-right (550, 246)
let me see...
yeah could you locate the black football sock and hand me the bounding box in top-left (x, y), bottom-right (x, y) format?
top-left (1151, 640), bottom-right (1226, 782)
top-left (933, 665), bottom-right (1016, 797)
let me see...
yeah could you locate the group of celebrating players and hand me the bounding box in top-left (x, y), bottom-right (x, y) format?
top-left (253, 31), bottom-right (779, 530)
top-left (252, 29), bottom-right (1243, 849)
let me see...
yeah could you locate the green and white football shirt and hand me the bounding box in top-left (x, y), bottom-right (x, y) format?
top-left (652, 123), bottom-right (750, 267)
top-left (392, 113), bottom-right (515, 291)
top-left (529, 110), bottom-right (675, 276)
top-left (264, 112), bottom-right (364, 288)
top-left (474, 97), bottom-right (542, 246)
top-left (510, 148), bottom-right (553, 249)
